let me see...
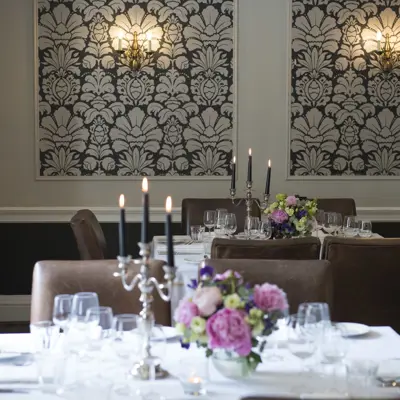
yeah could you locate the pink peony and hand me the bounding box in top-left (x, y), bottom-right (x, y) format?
top-left (214, 270), bottom-right (242, 282)
top-left (206, 309), bottom-right (252, 356)
top-left (174, 299), bottom-right (199, 327)
top-left (286, 196), bottom-right (297, 206)
top-left (271, 210), bottom-right (289, 224)
top-left (192, 286), bottom-right (222, 317)
top-left (254, 283), bottom-right (288, 312)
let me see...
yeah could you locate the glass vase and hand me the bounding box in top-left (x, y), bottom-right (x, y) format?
top-left (211, 350), bottom-right (257, 379)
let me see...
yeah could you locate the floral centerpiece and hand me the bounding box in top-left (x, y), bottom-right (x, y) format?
top-left (264, 194), bottom-right (318, 239)
top-left (174, 266), bottom-right (288, 378)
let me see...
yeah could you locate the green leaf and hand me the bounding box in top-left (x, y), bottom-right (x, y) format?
top-left (259, 339), bottom-right (267, 353)
top-left (205, 348), bottom-right (213, 358)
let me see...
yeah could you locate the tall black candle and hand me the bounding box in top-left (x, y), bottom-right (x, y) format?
top-left (118, 194), bottom-right (126, 256)
top-left (165, 196), bottom-right (174, 267)
top-left (247, 148), bottom-right (252, 182)
top-left (231, 156), bottom-right (236, 190)
top-left (265, 160), bottom-right (272, 195)
top-left (141, 178), bottom-right (150, 244)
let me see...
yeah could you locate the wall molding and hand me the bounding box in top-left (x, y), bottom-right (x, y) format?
top-left (0, 295), bottom-right (31, 322)
top-left (0, 206), bottom-right (400, 222)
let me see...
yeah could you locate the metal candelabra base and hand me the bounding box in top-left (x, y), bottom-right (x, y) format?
top-left (114, 243), bottom-right (176, 380)
top-left (230, 182), bottom-right (270, 218)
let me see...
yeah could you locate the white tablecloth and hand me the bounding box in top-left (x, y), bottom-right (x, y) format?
top-left (0, 327), bottom-right (400, 399)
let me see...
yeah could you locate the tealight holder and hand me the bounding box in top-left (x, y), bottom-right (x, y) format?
top-left (176, 353), bottom-right (208, 396)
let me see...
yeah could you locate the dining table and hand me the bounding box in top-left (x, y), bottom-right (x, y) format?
top-left (0, 326), bottom-right (399, 399)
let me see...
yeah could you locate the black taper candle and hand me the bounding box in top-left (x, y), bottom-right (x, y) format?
top-left (265, 160), bottom-right (272, 195)
top-left (141, 177), bottom-right (150, 244)
top-left (247, 149), bottom-right (252, 182)
top-left (231, 156), bottom-right (236, 190)
top-left (118, 194), bottom-right (126, 256)
top-left (165, 196), bottom-right (174, 267)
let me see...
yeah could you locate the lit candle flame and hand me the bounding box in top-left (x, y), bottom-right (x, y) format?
top-left (118, 31), bottom-right (124, 39)
top-left (268, 159), bottom-right (271, 167)
top-left (166, 196), bottom-right (172, 213)
top-left (376, 31), bottom-right (382, 41)
top-left (119, 194), bottom-right (125, 208)
top-left (142, 177), bottom-right (148, 193)
top-left (146, 31), bottom-right (153, 41)
top-left (249, 148), bottom-right (252, 156)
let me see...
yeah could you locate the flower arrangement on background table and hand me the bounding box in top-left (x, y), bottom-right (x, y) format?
top-left (264, 194), bottom-right (318, 239)
top-left (174, 266), bottom-right (288, 377)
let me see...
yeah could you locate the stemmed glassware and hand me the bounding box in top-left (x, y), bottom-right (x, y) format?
top-left (53, 294), bottom-right (73, 333)
top-left (203, 210), bottom-right (217, 236)
top-left (259, 219), bottom-right (272, 240)
top-left (324, 212), bottom-right (338, 236)
top-left (343, 216), bottom-right (359, 237)
top-left (244, 216), bottom-right (259, 239)
top-left (85, 306), bottom-right (114, 352)
top-left (215, 209), bottom-right (227, 237)
top-left (224, 213), bottom-right (237, 237)
top-left (314, 210), bottom-right (325, 237)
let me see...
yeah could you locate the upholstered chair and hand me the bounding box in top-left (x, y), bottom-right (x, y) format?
top-left (322, 237), bottom-right (400, 332)
top-left (70, 209), bottom-right (107, 260)
top-left (317, 198), bottom-right (357, 218)
top-left (211, 237), bottom-right (321, 260)
top-left (31, 260), bottom-right (171, 326)
top-left (203, 259), bottom-right (333, 314)
top-left (181, 198), bottom-right (261, 235)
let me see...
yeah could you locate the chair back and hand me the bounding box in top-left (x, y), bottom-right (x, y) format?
top-left (211, 237), bottom-right (321, 260)
top-left (31, 260), bottom-right (171, 326)
top-left (204, 259), bottom-right (332, 314)
top-left (322, 237), bottom-right (400, 332)
top-left (317, 198), bottom-right (356, 217)
top-left (70, 209), bottom-right (107, 260)
top-left (181, 198), bottom-right (261, 235)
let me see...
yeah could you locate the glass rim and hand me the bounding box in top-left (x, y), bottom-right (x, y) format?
top-left (113, 313), bottom-right (138, 321)
top-left (55, 294), bottom-right (73, 299)
top-left (86, 306), bottom-right (112, 313)
top-left (30, 320), bottom-right (53, 328)
top-left (73, 292), bottom-right (98, 298)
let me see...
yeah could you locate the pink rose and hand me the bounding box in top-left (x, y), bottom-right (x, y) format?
top-left (206, 309), bottom-right (252, 356)
top-left (254, 283), bottom-right (288, 312)
top-left (174, 299), bottom-right (199, 327)
top-left (192, 286), bottom-right (222, 317)
top-left (286, 196), bottom-right (297, 206)
top-left (271, 210), bottom-right (288, 224)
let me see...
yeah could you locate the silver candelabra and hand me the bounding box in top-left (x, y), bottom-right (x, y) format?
top-left (114, 242), bottom-right (176, 380)
top-left (230, 181), bottom-right (270, 218)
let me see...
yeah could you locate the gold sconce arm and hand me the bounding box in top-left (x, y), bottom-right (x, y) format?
top-left (374, 33), bottom-right (399, 73)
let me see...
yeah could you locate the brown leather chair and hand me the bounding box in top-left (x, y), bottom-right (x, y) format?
top-left (70, 209), bottom-right (107, 260)
top-left (181, 198), bottom-right (261, 235)
top-left (31, 260), bottom-right (171, 326)
top-left (322, 237), bottom-right (400, 332)
top-left (317, 198), bottom-right (357, 218)
top-left (204, 259), bottom-right (333, 314)
top-left (211, 237), bottom-right (321, 260)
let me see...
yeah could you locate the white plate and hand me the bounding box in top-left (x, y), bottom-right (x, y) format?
top-left (336, 322), bottom-right (369, 337)
top-left (152, 326), bottom-right (181, 342)
top-left (183, 258), bottom-right (203, 265)
top-left (0, 352), bottom-right (21, 362)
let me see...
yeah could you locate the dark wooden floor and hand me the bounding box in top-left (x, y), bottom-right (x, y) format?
top-left (0, 322), bottom-right (29, 334)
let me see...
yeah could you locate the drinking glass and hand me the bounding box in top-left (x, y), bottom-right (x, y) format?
top-left (175, 352), bottom-right (209, 395)
top-left (321, 326), bottom-right (348, 364)
top-left (70, 292), bottom-right (99, 323)
top-left (343, 215), bottom-right (359, 237)
top-left (215, 208), bottom-right (228, 237)
top-left (36, 352), bottom-right (67, 394)
top-left (203, 210), bottom-right (217, 235)
top-left (334, 213), bottom-right (343, 236)
top-left (203, 236), bottom-right (213, 258)
top-left (224, 213), bottom-right (237, 237)
top-left (287, 314), bottom-right (317, 372)
top-left (315, 210), bottom-right (325, 237)
top-left (259, 219), bottom-right (272, 239)
top-left (359, 220), bottom-right (373, 238)
top-left (324, 212), bottom-right (338, 235)
top-left (53, 294), bottom-right (73, 333)
top-left (298, 302), bottom-right (331, 335)
top-left (85, 306), bottom-right (114, 351)
top-left (346, 359), bottom-right (378, 397)
top-left (244, 216), bottom-right (259, 238)
top-left (30, 321), bottom-right (60, 353)
top-left (190, 225), bottom-right (202, 242)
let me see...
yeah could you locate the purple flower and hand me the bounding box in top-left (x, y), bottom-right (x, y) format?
top-left (200, 266), bottom-right (214, 279)
top-left (254, 283), bottom-right (288, 312)
top-left (286, 196), bottom-right (297, 206)
top-left (174, 299), bottom-right (199, 327)
top-left (297, 209), bottom-right (307, 219)
top-left (180, 340), bottom-right (190, 350)
top-left (214, 270), bottom-right (243, 283)
top-left (206, 309), bottom-right (252, 357)
top-left (187, 279), bottom-right (198, 290)
top-left (271, 210), bottom-right (289, 224)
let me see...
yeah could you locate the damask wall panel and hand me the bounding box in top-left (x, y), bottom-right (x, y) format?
top-left (37, 0), bottom-right (234, 177)
top-left (291, 0), bottom-right (400, 176)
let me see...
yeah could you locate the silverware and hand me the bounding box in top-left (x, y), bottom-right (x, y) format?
top-left (376, 377), bottom-right (400, 387)
top-left (0, 388), bottom-right (31, 393)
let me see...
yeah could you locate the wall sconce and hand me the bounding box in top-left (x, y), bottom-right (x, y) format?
top-left (116, 31), bottom-right (156, 71)
top-left (374, 31), bottom-right (399, 73)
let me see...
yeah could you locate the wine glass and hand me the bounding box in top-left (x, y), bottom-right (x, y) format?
top-left (343, 215), bottom-right (359, 237)
top-left (215, 209), bottom-right (227, 237)
top-left (244, 216), bottom-right (259, 239)
top-left (334, 213), bottom-right (343, 236)
top-left (315, 210), bottom-right (325, 237)
top-left (324, 212), bottom-right (338, 235)
top-left (203, 210), bottom-right (217, 235)
top-left (70, 292), bottom-right (99, 323)
top-left (259, 219), bottom-right (272, 239)
top-left (85, 306), bottom-right (114, 352)
top-left (53, 294), bottom-right (73, 333)
top-left (224, 213), bottom-right (237, 237)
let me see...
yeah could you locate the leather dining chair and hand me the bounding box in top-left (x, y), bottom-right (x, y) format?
top-left (204, 259), bottom-right (333, 314)
top-left (70, 209), bottom-right (107, 260)
top-left (181, 198), bottom-right (261, 235)
top-left (31, 260), bottom-right (171, 326)
top-left (322, 237), bottom-right (400, 332)
top-left (317, 198), bottom-right (357, 218)
top-left (211, 237), bottom-right (321, 260)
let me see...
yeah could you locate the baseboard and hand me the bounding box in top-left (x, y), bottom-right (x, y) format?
top-left (0, 206), bottom-right (399, 222)
top-left (0, 295), bottom-right (31, 322)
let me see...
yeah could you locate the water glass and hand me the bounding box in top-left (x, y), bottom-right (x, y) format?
top-left (359, 220), bottom-right (373, 238)
top-left (203, 236), bottom-right (213, 258)
top-left (244, 216), bottom-right (259, 238)
top-left (346, 359), bottom-right (378, 397)
top-left (53, 294), bottom-right (73, 332)
top-left (343, 215), bottom-right (359, 237)
top-left (85, 306), bottom-right (114, 347)
top-left (298, 302), bottom-right (331, 337)
top-left (36, 351), bottom-right (67, 394)
top-left (70, 292), bottom-right (99, 323)
top-left (224, 213), bottom-right (237, 237)
top-left (215, 208), bottom-right (228, 237)
top-left (203, 210), bottom-right (217, 234)
top-left (190, 225), bottom-right (202, 241)
top-left (30, 321), bottom-right (60, 353)
top-left (258, 219), bottom-right (272, 239)
top-left (321, 326), bottom-right (348, 364)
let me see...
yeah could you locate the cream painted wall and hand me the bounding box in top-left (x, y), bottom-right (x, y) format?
top-left (0, 0), bottom-right (398, 212)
